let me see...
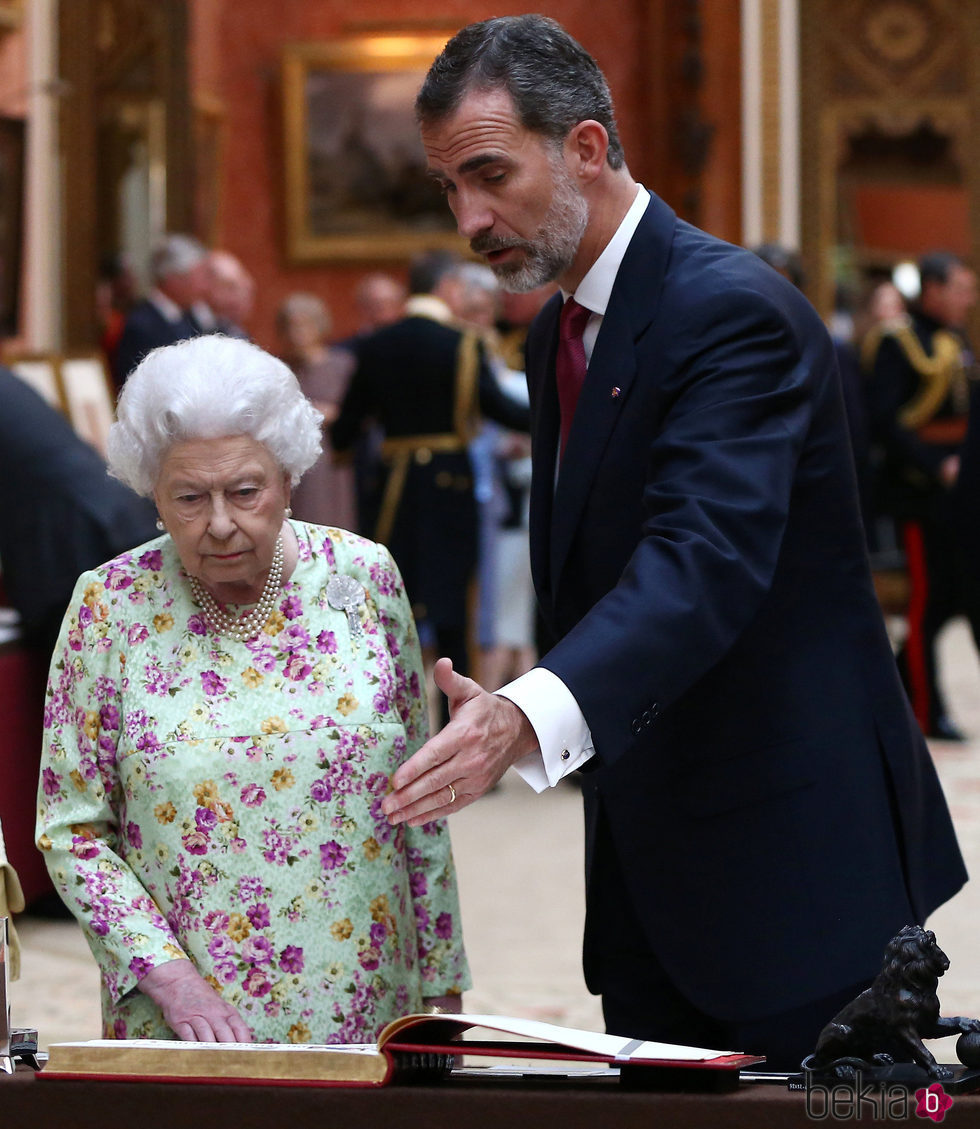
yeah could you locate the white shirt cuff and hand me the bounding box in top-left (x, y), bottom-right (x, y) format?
top-left (496, 667), bottom-right (595, 793)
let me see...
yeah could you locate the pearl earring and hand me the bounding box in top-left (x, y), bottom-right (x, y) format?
top-left (285, 507), bottom-right (293, 519)
top-left (156, 519), bottom-right (165, 532)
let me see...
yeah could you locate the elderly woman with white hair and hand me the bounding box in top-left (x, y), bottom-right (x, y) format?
top-left (36, 334), bottom-right (469, 1044)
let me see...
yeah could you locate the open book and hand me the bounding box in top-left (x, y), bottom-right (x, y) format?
top-left (40, 1012), bottom-right (764, 1087)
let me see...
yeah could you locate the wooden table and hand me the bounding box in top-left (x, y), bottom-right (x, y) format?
top-left (6, 1065), bottom-right (980, 1127)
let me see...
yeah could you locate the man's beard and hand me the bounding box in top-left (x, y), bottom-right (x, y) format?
top-left (471, 162), bottom-right (589, 293)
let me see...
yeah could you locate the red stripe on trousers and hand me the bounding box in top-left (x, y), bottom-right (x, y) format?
top-left (902, 521), bottom-right (931, 731)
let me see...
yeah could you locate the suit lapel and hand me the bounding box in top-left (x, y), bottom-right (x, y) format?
top-left (548, 193), bottom-right (676, 592)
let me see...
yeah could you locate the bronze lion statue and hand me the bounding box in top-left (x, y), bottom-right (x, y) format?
top-left (807, 926), bottom-right (979, 1080)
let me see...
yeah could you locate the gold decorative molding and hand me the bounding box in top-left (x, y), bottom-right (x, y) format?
top-left (800, 0), bottom-right (979, 319)
top-left (0, 0), bottom-right (22, 35)
top-left (830, 0), bottom-right (961, 96)
top-left (759, 0), bottom-right (782, 243)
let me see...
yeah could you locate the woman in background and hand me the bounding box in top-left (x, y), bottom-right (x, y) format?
top-left (276, 293), bottom-right (357, 531)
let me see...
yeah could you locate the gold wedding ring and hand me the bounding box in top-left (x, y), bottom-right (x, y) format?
top-left (448, 783), bottom-right (457, 805)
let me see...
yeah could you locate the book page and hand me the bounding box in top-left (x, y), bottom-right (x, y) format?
top-left (49, 1039), bottom-right (378, 1055)
top-left (379, 1012), bottom-right (741, 1062)
top-left (43, 1038), bottom-right (392, 1084)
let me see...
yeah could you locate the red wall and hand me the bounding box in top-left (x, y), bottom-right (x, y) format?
top-left (853, 184), bottom-right (969, 259)
top-left (192, 1), bottom-right (654, 351)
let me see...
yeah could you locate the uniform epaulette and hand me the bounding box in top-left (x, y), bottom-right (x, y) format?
top-left (864, 320), bottom-right (965, 430)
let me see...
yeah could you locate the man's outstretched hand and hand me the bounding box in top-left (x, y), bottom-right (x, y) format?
top-left (382, 658), bottom-right (539, 826)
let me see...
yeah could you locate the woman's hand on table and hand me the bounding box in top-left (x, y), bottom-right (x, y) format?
top-left (138, 958), bottom-right (253, 1043)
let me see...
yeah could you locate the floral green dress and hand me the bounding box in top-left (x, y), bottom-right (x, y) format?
top-left (36, 521), bottom-right (469, 1043)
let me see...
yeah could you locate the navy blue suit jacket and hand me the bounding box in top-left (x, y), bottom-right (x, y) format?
top-left (0, 369), bottom-right (157, 648)
top-left (113, 299), bottom-right (202, 387)
top-left (525, 192), bottom-right (966, 1022)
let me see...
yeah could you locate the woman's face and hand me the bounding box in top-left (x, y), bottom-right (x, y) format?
top-left (154, 435), bottom-right (291, 602)
top-left (279, 310), bottom-right (323, 354)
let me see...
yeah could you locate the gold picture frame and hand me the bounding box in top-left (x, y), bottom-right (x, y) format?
top-left (59, 352), bottom-right (116, 459)
top-left (193, 94), bottom-right (227, 247)
top-left (282, 35), bottom-right (464, 263)
top-left (6, 351), bottom-right (115, 457)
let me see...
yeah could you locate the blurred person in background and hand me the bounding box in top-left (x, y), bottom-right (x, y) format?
top-left (354, 273), bottom-right (408, 336)
top-left (113, 234), bottom-right (210, 389)
top-left (449, 262), bottom-right (537, 690)
top-left (206, 250), bottom-right (255, 340)
top-left (96, 251), bottom-right (138, 387)
top-left (866, 251), bottom-right (980, 740)
top-left (0, 367), bottom-right (157, 659)
top-left (333, 250), bottom-right (529, 720)
top-left (853, 279), bottom-right (910, 553)
top-left (276, 292), bottom-right (357, 531)
top-left (341, 274), bottom-right (409, 536)
top-left (0, 365), bottom-right (157, 915)
top-left (35, 334), bottom-right (469, 1043)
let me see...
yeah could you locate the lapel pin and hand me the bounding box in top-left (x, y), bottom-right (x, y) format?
top-left (611, 386), bottom-right (621, 398)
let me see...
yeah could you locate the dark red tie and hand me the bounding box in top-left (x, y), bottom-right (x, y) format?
top-left (556, 296), bottom-right (591, 459)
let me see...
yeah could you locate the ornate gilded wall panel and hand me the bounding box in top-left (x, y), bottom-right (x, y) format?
top-left (800, 0), bottom-right (980, 318)
top-left (59, 0), bottom-right (191, 347)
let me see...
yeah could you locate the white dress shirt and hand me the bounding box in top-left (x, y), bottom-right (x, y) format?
top-left (147, 288), bottom-right (187, 325)
top-left (498, 184), bottom-right (650, 791)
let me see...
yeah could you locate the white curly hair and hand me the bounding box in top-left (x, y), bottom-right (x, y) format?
top-left (107, 334), bottom-right (324, 497)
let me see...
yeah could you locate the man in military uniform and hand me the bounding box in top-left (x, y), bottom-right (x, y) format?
top-left (332, 251), bottom-right (529, 713)
top-left (867, 251), bottom-right (979, 739)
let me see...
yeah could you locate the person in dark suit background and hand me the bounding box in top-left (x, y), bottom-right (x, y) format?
top-left (0, 367), bottom-right (158, 657)
top-left (334, 274), bottom-right (408, 539)
top-left (332, 250), bottom-right (529, 712)
top-left (0, 367), bottom-right (158, 915)
top-left (112, 234), bottom-right (211, 390)
top-left (380, 16), bottom-right (966, 1070)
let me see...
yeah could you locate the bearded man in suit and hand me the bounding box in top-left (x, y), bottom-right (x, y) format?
top-left (381, 15), bottom-right (966, 1069)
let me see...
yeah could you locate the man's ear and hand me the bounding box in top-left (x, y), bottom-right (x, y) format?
top-left (565, 120), bottom-right (609, 184)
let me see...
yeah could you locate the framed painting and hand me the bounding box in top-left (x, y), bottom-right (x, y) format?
top-left (60, 353), bottom-right (116, 457)
top-left (282, 35), bottom-right (463, 262)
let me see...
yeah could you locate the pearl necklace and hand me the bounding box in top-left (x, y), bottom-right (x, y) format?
top-left (189, 536), bottom-right (285, 642)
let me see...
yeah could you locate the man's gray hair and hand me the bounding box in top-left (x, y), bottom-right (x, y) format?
top-left (150, 233), bottom-right (207, 283)
top-left (107, 335), bottom-right (323, 497)
top-left (416, 15), bottom-right (625, 170)
top-left (453, 262), bottom-right (500, 295)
